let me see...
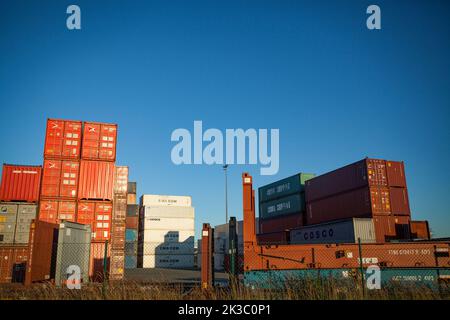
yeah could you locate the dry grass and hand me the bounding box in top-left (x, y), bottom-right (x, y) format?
top-left (0, 277), bottom-right (448, 300)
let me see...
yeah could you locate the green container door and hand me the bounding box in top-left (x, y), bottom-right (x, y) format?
top-left (258, 173), bottom-right (315, 203)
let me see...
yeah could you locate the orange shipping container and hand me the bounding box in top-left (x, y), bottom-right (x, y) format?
top-left (41, 160), bottom-right (80, 199)
top-left (372, 215), bottom-right (411, 243)
top-left (82, 122), bottom-right (117, 161)
top-left (78, 160), bottom-right (114, 201)
top-left (77, 201), bottom-right (112, 242)
top-left (90, 242), bottom-right (110, 282)
top-left (0, 164), bottom-right (42, 203)
top-left (44, 119), bottom-right (82, 160)
top-left (38, 200), bottom-right (76, 224)
top-left (410, 221), bottom-right (430, 240)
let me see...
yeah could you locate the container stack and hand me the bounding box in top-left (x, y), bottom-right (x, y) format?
top-left (303, 158), bottom-right (412, 243)
top-left (110, 166), bottom-right (128, 280)
top-left (125, 182), bottom-right (138, 268)
top-left (0, 164), bottom-right (41, 283)
top-left (138, 195), bottom-right (195, 269)
top-left (257, 173), bottom-right (315, 242)
top-left (39, 119), bottom-right (82, 225)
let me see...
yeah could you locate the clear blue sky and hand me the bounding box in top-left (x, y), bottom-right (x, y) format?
top-left (1, 0), bottom-right (449, 239)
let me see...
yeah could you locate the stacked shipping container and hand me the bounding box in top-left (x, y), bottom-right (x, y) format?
top-left (304, 158), bottom-right (412, 242)
top-left (125, 182), bottom-right (138, 268)
top-left (0, 164), bottom-right (41, 282)
top-left (258, 173), bottom-right (315, 236)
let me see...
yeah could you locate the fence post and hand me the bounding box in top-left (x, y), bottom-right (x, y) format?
top-left (102, 240), bottom-right (108, 299)
top-left (358, 238), bottom-right (366, 299)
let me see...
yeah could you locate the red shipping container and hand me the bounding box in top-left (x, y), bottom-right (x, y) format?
top-left (38, 200), bottom-right (76, 224)
top-left (305, 158), bottom-right (407, 203)
top-left (306, 186), bottom-right (410, 225)
top-left (77, 201), bottom-right (112, 241)
top-left (25, 220), bottom-right (59, 284)
top-left (372, 215), bottom-right (411, 243)
top-left (125, 216), bottom-right (139, 229)
top-left (410, 221), bottom-right (430, 240)
top-left (0, 164), bottom-right (42, 203)
top-left (43, 119), bottom-right (82, 159)
top-left (259, 213), bottom-right (303, 234)
top-left (90, 242), bottom-right (110, 282)
top-left (82, 122), bottom-right (117, 161)
top-left (0, 246), bottom-right (29, 283)
top-left (78, 160), bottom-right (115, 201)
top-left (256, 231), bottom-right (289, 245)
top-left (41, 160), bottom-right (80, 198)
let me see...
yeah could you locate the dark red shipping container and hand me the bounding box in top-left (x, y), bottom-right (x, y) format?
top-left (306, 186), bottom-right (410, 225)
top-left (372, 215), bottom-right (411, 243)
top-left (43, 119), bottom-right (82, 160)
top-left (305, 158), bottom-right (407, 203)
top-left (90, 242), bottom-right (110, 282)
top-left (410, 221), bottom-right (430, 240)
top-left (125, 216), bottom-right (139, 229)
top-left (0, 164), bottom-right (42, 203)
top-left (41, 160), bottom-right (80, 199)
top-left (259, 213), bottom-right (304, 234)
top-left (0, 246), bottom-right (29, 283)
top-left (256, 231), bottom-right (290, 245)
top-left (38, 199), bottom-right (77, 224)
top-left (82, 122), bottom-right (117, 161)
top-left (78, 160), bottom-right (115, 201)
top-left (77, 201), bottom-right (112, 242)
top-left (25, 220), bottom-right (59, 284)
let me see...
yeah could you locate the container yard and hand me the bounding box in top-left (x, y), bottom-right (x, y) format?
top-left (0, 118), bottom-right (449, 300)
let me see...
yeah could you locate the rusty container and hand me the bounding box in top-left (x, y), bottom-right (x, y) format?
top-left (0, 164), bottom-right (42, 203)
top-left (90, 242), bottom-right (110, 282)
top-left (82, 122), bottom-right (117, 161)
top-left (25, 220), bottom-right (59, 284)
top-left (410, 221), bottom-right (430, 240)
top-left (78, 160), bottom-right (115, 201)
top-left (113, 194), bottom-right (127, 221)
top-left (372, 215), bottom-right (411, 243)
top-left (259, 213), bottom-right (303, 234)
top-left (125, 216), bottom-right (139, 229)
top-left (43, 119), bottom-right (82, 160)
top-left (114, 166), bottom-right (128, 195)
top-left (305, 158), bottom-right (407, 203)
top-left (0, 245), bottom-right (29, 283)
top-left (110, 220), bottom-right (126, 250)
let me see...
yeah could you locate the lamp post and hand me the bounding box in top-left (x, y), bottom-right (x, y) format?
top-left (223, 164), bottom-right (229, 224)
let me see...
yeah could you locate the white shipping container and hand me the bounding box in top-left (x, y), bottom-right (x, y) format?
top-left (143, 206), bottom-right (195, 219)
top-left (142, 254), bottom-right (194, 268)
top-left (143, 216), bottom-right (194, 231)
top-left (290, 218), bottom-right (376, 244)
top-left (141, 241), bottom-right (195, 255)
top-left (142, 229), bottom-right (195, 244)
top-left (140, 195), bottom-right (192, 208)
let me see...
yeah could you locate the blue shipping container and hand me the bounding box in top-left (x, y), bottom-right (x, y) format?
top-left (126, 229), bottom-right (138, 242)
top-left (125, 255), bottom-right (138, 269)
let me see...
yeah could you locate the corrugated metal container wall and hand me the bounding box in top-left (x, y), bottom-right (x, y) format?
top-left (389, 187), bottom-right (411, 215)
top-left (140, 194), bottom-right (192, 207)
top-left (111, 221), bottom-right (126, 250)
top-left (125, 216), bottom-right (139, 229)
top-left (142, 205), bottom-right (195, 219)
top-left (113, 194), bottom-right (127, 221)
top-left (114, 166), bottom-right (128, 195)
top-left (259, 214), bottom-right (303, 234)
top-left (142, 229), bottom-right (195, 244)
top-left (410, 221), bottom-right (430, 240)
top-left (90, 242), bottom-right (110, 281)
top-left (14, 204), bottom-right (37, 244)
top-left (54, 222), bottom-right (91, 287)
top-left (141, 254), bottom-right (194, 269)
top-left (127, 193), bottom-right (137, 205)
top-left (41, 160), bottom-right (80, 198)
top-left (256, 231), bottom-right (289, 245)
top-left (82, 122), bottom-right (117, 161)
top-left (127, 182), bottom-right (137, 194)
top-left (25, 220), bottom-right (59, 284)
top-left (127, 204), bottom-right (139, 217)
top-left (38, 200), bottom-right (76, 224)
top-left (0, 246), bottom-right (29, 283)
top-left (290, 218), bottom-right (376, 244)
top-left (77, 201), bottom-right (112, 242)
top-left (305, 158), bottom-right (406, 203)
top-left (0, 165), bottom-right (42, 203)
top-left (372, 215), bottom-right (411, 243)
top-left (258, 173), bottom-right (315, 203)
top-left (0, 203), bottom-right (18, 244)
top-left (109, 250), bottom-right (125, 280)
top-left (259, 194), bottom-right (304, 220)
top-left (44, 119), bottom-right (82, 159)
top-left (78, 160), bottom-right (114, 200)
top-left (142, 216), bottom-right (195, 231)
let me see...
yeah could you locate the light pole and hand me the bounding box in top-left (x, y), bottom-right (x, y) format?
top-left (223, 164), bottom-right (229, 224)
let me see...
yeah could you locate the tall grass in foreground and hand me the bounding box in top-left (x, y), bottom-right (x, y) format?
top-left (0, 278), bottom-right (448, 300)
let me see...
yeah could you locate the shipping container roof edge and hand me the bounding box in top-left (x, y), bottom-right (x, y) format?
top-left (257, 172), bottom-right (316, 190)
